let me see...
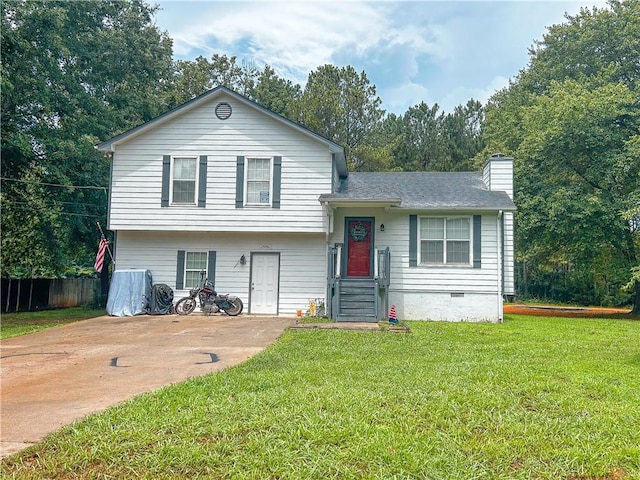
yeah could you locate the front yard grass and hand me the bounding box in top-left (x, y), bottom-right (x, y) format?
top-left (0, 307), bottom-right (106, 339)
top-left (2, 314), bottom-right (639, 479)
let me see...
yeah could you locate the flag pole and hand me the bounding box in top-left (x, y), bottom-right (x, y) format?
top-left (96, 221), bottom-right (115, 264)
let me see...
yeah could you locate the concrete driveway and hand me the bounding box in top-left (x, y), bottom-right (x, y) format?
top-left (0, 314), bottom-right (295, 459)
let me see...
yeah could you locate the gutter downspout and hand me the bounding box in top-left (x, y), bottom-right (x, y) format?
top-left (320, 200), bottom-right (335, 240)
top-left (497, 210), bottom-right (504, 322)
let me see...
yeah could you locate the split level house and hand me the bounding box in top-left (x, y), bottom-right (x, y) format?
top-left (97, 86), bottom-right (516, 322)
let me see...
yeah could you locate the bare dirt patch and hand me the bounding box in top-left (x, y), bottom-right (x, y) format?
top-left (565, 467), bottom-right (628, 480)
top-left (504, 304), bottom-right (633, 319)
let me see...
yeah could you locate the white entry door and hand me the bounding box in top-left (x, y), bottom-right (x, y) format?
top-left (250, 253), bottom-right (280, 314)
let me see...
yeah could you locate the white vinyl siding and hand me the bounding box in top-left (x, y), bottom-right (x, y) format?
top-left (184, 251), bottom-right (207, 288)
top-left (171, 157), bottom-right (197, 204)
top-left (114, 231), bottom-right (327, 316)
top-left (420, 217), bottom-right (471, 265)
top-left (246, 157), bottom-right (271, 205)
top-left (108, 93), bottom-right (333, 232)
top-left (503, 211), bottom-right (515, 295)
top-left (483, 157), bottom-right (513, 199)
top-left (329, 208), bottom-right (500, 295)
top-left (483, 158), bottom-right (515, 296)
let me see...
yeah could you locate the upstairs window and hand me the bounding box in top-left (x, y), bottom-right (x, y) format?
top-left (172, 157), bottom-right (197, 204)
top-left (420, 217), bottom-right (471, 265)
top-left (246, 157), bottom-right (272, 205)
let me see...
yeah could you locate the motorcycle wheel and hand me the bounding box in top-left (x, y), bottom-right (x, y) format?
top-left (224, 297), bottom-right (243, 316)
top-left (175, 297), bottom-right (197, 315)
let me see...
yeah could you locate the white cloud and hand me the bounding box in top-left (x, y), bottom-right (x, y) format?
top-left (155, 1), bottom-right (610, 115)
top-left (381, 82), bottom-right (432, 114)
top-left (164, 2), bottom-right (394, 80)
top-left (158, 1), bottom-right (448, 86)
top-left (438, 75), bottom-right (511, 113)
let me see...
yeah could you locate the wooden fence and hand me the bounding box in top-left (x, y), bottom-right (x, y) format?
top-left (1, 278), bottom-right (99, 313)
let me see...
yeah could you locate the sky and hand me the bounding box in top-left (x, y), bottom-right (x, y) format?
top-left (153, 0), bottom-right (607, 115)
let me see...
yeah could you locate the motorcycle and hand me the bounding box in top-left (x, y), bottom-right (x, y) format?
top-left (175, 271), bottom-right (243, 316)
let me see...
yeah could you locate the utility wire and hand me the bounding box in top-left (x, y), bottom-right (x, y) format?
top-left (2, 204), bottom-right (104, 219)
top-left (0, 177), bottom-right (108, 191)
top-left (3, 199), bottom-right (104, 208)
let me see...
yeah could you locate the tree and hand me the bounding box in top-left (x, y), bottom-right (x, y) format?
top-left (248, 65), bottom-right (302, 118)
top-left (292, 65), bottom-right (385, 170)
top-left (390, 102), bottom-right (445, 171)
top-left (524, 0), bottom-right (640, 95)
top-left (383, 100), bottom-right (484, 172)
top-left (482, 0), bottom-right (640, 312)
top-left (519, 81), bottom-right (639, 302)
top-left (442, 99), bottom-right (485, 171)
top-left (166, 54), bottom-right (258, 108)
top-left (1, 0), bottom-right (174, 278)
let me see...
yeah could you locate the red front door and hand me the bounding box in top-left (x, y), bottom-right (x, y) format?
top-left (346, 219), bottom-right (373, 277)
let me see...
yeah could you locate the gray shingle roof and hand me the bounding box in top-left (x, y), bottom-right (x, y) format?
top-left (319, 172), bottom-right (516, 211)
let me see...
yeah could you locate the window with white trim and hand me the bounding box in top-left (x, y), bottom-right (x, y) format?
top-left (184, 251), bottom-right (207, 288)
top-left (171, 157), bottom-right (197, 204)
top-left (246, 157), bottom-right (272, 205)
top-left (420, 216), bottom-right (471, 265)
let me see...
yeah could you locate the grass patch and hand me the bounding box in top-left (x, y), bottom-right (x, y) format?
top-left (2, 314), bottom-right (639, 479)
top-left (0, 307), bottom-right (106, 339)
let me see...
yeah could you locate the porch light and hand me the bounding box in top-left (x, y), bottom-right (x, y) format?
top-left (240, 254), bottom-right (246, 265)
top-left (380, 224), bottom-right (385, 232)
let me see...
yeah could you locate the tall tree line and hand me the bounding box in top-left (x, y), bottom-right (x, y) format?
top-left (480, 0), bottom-right (640, 312)
top-left (2, 0), bottom-right (637, 313)
top-left (1, 0), bottom-right (173, 278)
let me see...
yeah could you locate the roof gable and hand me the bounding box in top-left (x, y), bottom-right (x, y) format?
top-left (96, 86), bottom-right (348, 177)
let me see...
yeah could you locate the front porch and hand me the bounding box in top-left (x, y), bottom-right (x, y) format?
top-left (326, 246), bottom-right (390, 322)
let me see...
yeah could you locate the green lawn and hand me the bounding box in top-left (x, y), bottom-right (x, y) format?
top-left (0, 307), bottom-right (106, 339)
top-left (2, 315), bottom-right (639, 479)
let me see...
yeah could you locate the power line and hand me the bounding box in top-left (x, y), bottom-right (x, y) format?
top-left (2, 204), bottom-right (104, 219)
top-left (0, 177), bottom-right (108, 191)
top-left (3, 199), bottom-right (104, 208)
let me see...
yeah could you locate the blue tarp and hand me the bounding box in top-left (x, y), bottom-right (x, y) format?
top-left (106, 269), bottom-right (152, 316)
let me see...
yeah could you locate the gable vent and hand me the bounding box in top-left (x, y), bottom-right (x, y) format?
top-left (215, 102), bottom-right (232, 120)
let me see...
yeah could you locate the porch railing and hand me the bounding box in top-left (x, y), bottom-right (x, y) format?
top-left (327, 246), bottom-right (390, 321)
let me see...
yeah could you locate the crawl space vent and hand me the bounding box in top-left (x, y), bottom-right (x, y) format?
top-left (215, 102), bottom-right (232, 120)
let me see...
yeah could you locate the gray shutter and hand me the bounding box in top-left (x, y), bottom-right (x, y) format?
top-left (235, 156), bottom-right (245, 208)
top-left (198, 155), bottom-right (207, 207)
top-left (409, 215), bottom-right (417, 267)
top-left (161, 155), bottom-right (171, 207)
top-left (473, 215), bottom-right (482, 268)
top-left (272, 156), bottom-right (282, 209)
top-left (176, 250), bottom-right (185, 289)
top-left (207, 251), bottom-right (216, 284)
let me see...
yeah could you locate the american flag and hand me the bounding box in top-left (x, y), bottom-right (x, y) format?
top-left (94, 237), bottom-right (108, 273)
